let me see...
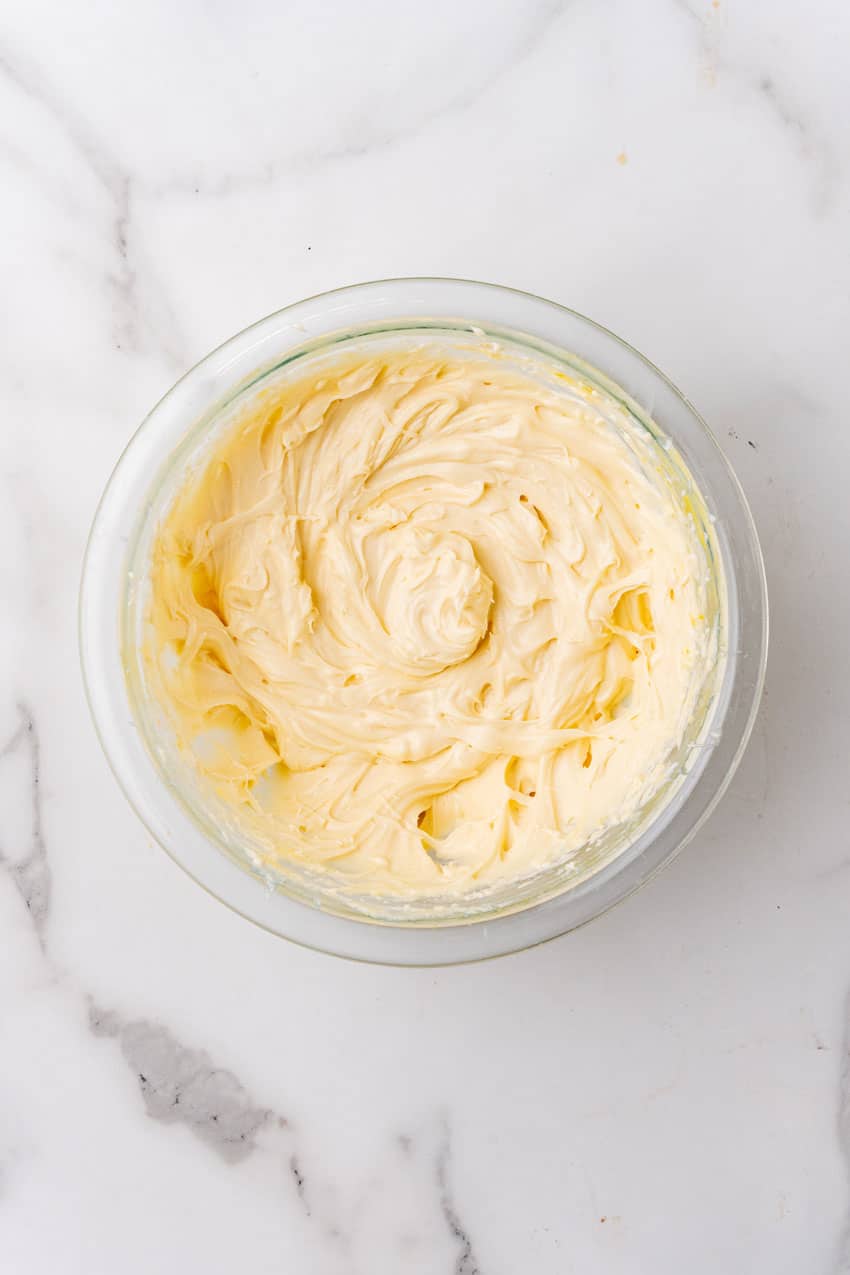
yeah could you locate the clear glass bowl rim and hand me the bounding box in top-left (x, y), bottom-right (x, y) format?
top-left (79, 277), bottom-right (768, 965)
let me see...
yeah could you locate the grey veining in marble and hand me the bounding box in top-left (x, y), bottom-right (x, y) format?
top-left (0, 40), bottom-right (186, 365)
top-left (0, 705), bottom-right (49, 945)
top-left (437, 1118), bottom-right (482, 1275)
top-left (88, 1005), bottom-right (283, 1164)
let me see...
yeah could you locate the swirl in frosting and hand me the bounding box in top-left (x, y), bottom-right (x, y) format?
top-left (147, 345), bottom-right (718, 896)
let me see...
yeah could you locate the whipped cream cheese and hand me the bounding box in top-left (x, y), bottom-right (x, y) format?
top-left (147, 345), bottom-right (718, 896)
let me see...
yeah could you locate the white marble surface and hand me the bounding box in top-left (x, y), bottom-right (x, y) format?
top-left (1, 1), bottom-right (849, 1270)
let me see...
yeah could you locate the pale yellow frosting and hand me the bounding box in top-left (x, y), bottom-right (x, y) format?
top-left (147, 346), bottom-right (717, 897)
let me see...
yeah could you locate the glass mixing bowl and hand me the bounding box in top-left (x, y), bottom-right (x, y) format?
top-left (79, 279), bottom-right (767, 964)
